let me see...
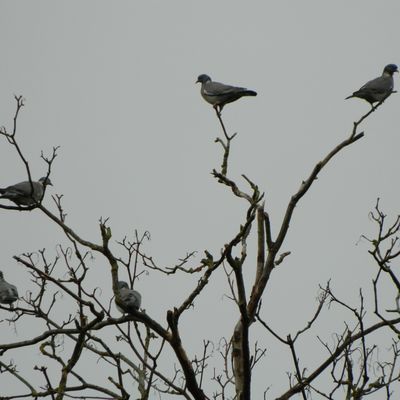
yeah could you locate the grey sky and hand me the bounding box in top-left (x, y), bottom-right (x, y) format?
top-left (1, 1), bottom-right (400, 398)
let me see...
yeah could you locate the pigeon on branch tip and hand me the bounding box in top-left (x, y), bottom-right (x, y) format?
top-left (196, 74), bottom-right (257, 112)
top-left (345, 64), bottom-right (398, 106)
top-left (115, 281), bottom-right (141, 314)
top-left (0, 177), bottom-right (53, 206)
top-left (0, 271), bottom-right (18, 306)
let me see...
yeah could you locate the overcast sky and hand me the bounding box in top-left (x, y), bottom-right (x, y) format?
top-left (1, 1), bottom-right (400, 398)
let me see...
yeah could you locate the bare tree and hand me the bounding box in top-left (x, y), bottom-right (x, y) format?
top-left (0, 93), bottom-right (399, 400)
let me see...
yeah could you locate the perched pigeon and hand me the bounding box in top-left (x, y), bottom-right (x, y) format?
top-left (196, 74), bottom-right (257, 112)
top-left (115, 281), bottom-right (141, 314)
top-left (0, 271), bottom-right (18, 306)
top-left (346, 64), bottom-right (398, 106)
top-left (0, 177), bottom-right (53, 206)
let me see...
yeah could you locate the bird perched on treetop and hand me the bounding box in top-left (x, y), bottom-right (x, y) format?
top-left (0, 177), bottom-right (53, 206)
top-left (115, 281), bottom-right (141, 314)
top-left (0, 271), bottom-right (18, 306)
top-left (196, 74), bottom-right (257, 112)
top-left (345, 64), bottom-right (398, 106)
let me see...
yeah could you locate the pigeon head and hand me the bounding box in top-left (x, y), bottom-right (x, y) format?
top-left (117, 281), bottom-right (129, 290)
top-left (383, 64), bottom-right (398, 75)
top-left (196, 74), bottom-right (211, 84)
top-left (39, 177), bottom-right (53, 186)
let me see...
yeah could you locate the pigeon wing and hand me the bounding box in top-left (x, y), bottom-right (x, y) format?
top-left (204, 81), bottom-right (246, 96)
top-left (359, 76), bottom-right (393, 95)
top-left (5, 181), bottom-right (35, 195)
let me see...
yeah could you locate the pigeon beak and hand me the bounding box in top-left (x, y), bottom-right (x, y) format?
top-left (196, 79), bottom-right (200, 84)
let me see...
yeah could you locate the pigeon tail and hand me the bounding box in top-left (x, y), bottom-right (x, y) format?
top-left (242, 90), bottom-right (257, 97)
top-left (346, 90), bottom-right (377, 105)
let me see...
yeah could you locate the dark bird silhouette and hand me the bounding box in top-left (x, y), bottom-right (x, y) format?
top-left (0, 177), bottom-right (53, 206)
top-left (0, 271), bottom-right (18, 306)
top-left (345, 64), bottom-right (398, 106)
top-left (115, 281), bottom-right (141, 314)
top-left (196, 74), bottom-right (257, 112)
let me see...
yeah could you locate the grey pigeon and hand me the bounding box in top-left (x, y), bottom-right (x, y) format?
top-left (0, 177), bottom-right (53, 206)
top-left (0, 271), bottom-right (18, 306)
top-left (346, 64), bottom-right (398, 106)
top-left (115, 281), bottom-right (141, 314)
top-left (196, 74), bottom-right (257, 112)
